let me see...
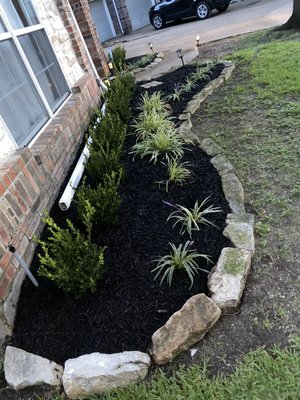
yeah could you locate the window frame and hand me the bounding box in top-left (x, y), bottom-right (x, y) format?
top-left (0, 1), bottom-right (71, 148)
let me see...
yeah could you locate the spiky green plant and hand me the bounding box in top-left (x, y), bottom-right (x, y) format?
top-left (190, 62), bottom-right (213, 82)
top-left (130, 126), bottom-right (184, 164)
top-left (183, 77), bottom-right (197, 92)
top-left (167, 198), bottom-right (222, 238)
top-left (137, 91), bottom-right (171, 117)
top-left (165, 84), bottom-right (184, 102)
top-left (158, 158), bottom-right (192, 192)
top-left (133, 111), bottom-right (174, 140)
top-left (152, 241), bottom-right (211, 289)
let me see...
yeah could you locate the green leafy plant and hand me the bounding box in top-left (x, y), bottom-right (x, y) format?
top-left (167, 198), bottom-right (222, 238)
top-left (183, 77), bottom-right (197, 92)
top-left (111, 44), bottom-right (126, 71)
top-left (152, 241), bottom-right (211, 289)
top-left (165, 83), bottom-right (184, 102)
top-left (130, 126), bottom-right (184, 164)
top-left (89, 112), bottom-right (126, 152)
top-left (126, 53), bottom-right (157, 71)
top-left (76, 171), bottom-right (122, 230)
top-left (87, 141), bottom-right (123, 184)
top-left (190, 62), bottom-right (213, 82)
top-left (37, 204), bottom-right (105, 298)
top-left (158, 158), bottom-right (191, 192)
top-left (137, 91), bottom-right (170, 117)
top-left (105, 72), bottom-right (135, 123)
top-left (133, 111), bottom-right (174, 141)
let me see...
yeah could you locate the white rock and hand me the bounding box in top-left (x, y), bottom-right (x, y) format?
top-left (208, 248), bottom-right (251, 313)
top-left (4, 346), bottom-right (63, 390)
top-left (62, 351), bottom-right (150, 399)
top-left (223, 222), bottom-right (255, 255)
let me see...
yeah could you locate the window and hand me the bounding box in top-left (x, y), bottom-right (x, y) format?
top-left (0, 0), bottom-right (70, 147)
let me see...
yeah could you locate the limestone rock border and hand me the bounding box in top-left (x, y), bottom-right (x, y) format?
top-left (4, 60), bottom-right (255, 398)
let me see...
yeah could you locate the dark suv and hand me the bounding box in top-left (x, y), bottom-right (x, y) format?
top-left (149, 0), bottom-right (231, 29)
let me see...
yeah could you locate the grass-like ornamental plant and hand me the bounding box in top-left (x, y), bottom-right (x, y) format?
top-left (167, 198), bottom-right (222, 238)
top-left (158, 158), bottom-right (191, 192)
top-left (190, 62), bottom-right (213, 82)
top-left (133, 111), bottom-right (174, 141)
top-left (183, 77), bottom-right (197, 92)
top-left (37, 204), bottom-right (105, 298)
top-left (137, 91), bottom-right (170, 117)
top-left (165, 83), bottom-right (184, 102)
top-left (152, 241), bottom-right (211, 289)
top-left (130, 126), bottom-right (184, 164)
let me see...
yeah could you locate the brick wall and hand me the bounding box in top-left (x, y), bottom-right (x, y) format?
top-left (69, 0), bottom-right (109, 77)
top-left (106, 0), bottom-right (132, 34)
top-left (105, 0), bottom-right (123, 35)
top-left (0, 74), bottom-right (100, 338)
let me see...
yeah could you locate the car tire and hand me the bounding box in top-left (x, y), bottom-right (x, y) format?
top-left (151, 14), bottom-right (165, 30)
top-left (196, 1), bottom-right (211, 20)
top-left (216, 2), bottom-right (230, 12)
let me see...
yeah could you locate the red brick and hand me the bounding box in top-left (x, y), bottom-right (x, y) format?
top-left (0, 182), bottom-right (5, 195)
top-left (0, 252), bottom-right (12, 270)
top-left (0, 276), bottom-right (11, 299)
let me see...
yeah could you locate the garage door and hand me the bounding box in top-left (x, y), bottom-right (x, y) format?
top-left (89, 0), bottom-right (114, 43)
top-left (126, 0), bottom-right (153, 31)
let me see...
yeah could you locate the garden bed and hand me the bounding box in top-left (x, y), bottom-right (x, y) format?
top-left (10, 62), bottom-right (232, 365)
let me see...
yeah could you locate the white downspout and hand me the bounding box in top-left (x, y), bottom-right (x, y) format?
top-left (68, 3), bottom-right (108, 92)
top-left (58, 104), bottom-right (106, 211)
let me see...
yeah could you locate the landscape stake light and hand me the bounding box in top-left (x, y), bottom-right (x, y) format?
top-left (108, 61), bottom-right (114, 76)
top-left (148, 42), bottom-right (154, 53)
top-left (176, 48), bottom-right (184, 66)
top-left (196, 34), bottom-right (200, 59)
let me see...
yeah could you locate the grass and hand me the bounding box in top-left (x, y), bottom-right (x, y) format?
top-left (196, 31), bottom-right (300, 261)
top-left (42, 338), bottom-right (300, 399)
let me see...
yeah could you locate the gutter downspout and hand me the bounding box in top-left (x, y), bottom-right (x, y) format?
top-left (58, 104), bottom-right (106, 211)
top-left (68, 3), bottom-right (108, 92)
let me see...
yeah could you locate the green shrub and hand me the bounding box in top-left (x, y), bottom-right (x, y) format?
top-left (111, 44), bottom-right (126, 71)
top-left (86, 141), bottom-right (123, 184)
top-left (105, 73), bottom-right (135, 123)
top-left (87, 110), bottom-right (126, 183)
top-left (89, 112), bottom-right (126, 152)
top-left (37, 204), bottom-right (105, 298)
top-left (76, 171), bottom-right (122, 230)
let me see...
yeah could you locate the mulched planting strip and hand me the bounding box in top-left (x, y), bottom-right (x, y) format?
top-left (135, 62), bottom-right (224, 122)
top-left (10, 63), bottom-right (232, 365)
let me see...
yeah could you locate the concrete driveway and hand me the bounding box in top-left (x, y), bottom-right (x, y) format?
top-left (105, 0), bottom-right (292, 78)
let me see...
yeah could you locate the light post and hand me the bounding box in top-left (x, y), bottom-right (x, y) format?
top-left (176, 48), bottom-right (184, 66)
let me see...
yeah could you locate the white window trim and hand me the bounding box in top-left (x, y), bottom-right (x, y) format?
top-left (0, 1), bottom-right (72, 148)
top-left (0, 114), bottom-right (18, 149)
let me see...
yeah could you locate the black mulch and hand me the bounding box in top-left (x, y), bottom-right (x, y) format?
top-left (134, 62), bottom-right (224, 122)
top-left (10, 62), bottom-right (232, 364)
